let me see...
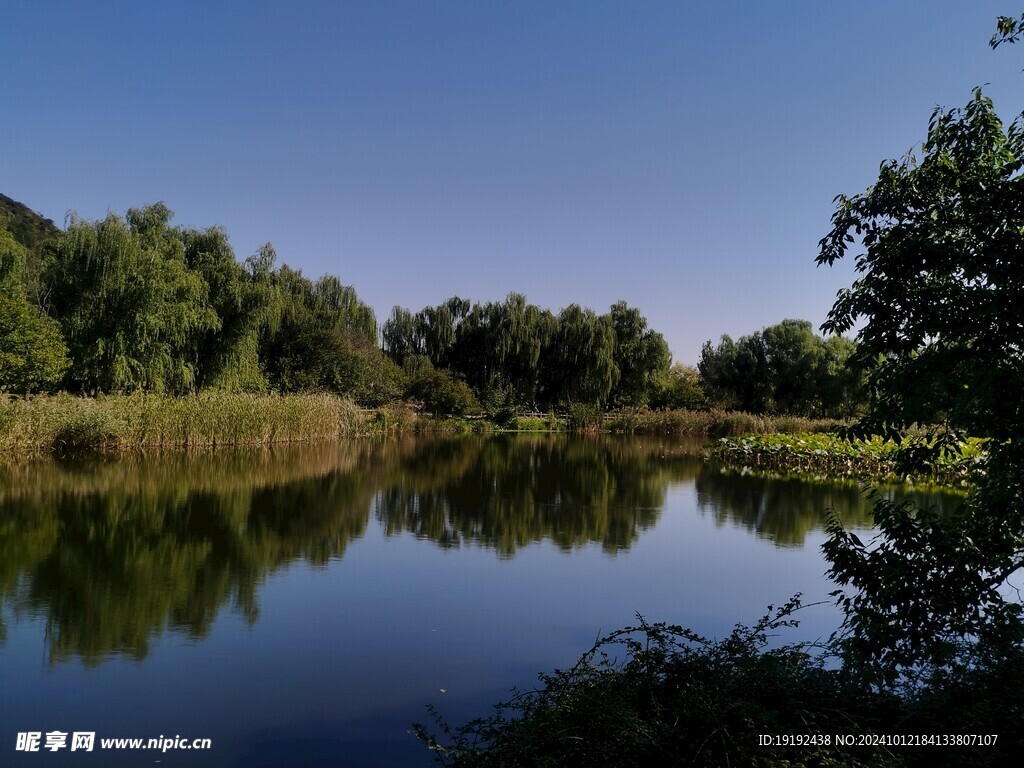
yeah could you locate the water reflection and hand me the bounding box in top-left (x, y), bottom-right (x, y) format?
top-left (694, 468), bottom-right (963, 547)
top-left (375, 436), bottom-right (698, 555)
top-left (0, 435), bottom-right (959, 664)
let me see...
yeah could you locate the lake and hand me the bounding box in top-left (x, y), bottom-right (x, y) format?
top-left (0, 435), bottom-right (962, 767)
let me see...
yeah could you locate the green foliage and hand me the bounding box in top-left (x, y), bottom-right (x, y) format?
top-left (818, 74), bottom-right (1024, 677)
top-left (651, 363), bottom-right (708, 410)
top-left (547, 304), bottom-right (617, 405)
top-left (404, 357), bottom-right (482, 417)
top-left (478, 384), bottom-right (521, 427)
top-left (991, 14), bottom-right (1024, 47)
top-left (384, 295), bottom-right (669, 411)
top-left (699, 320), bottom-right (865, 417)
top-left (0, 392), bottom-right (381, 455)
top-left (762, 319), bottom-right (826, 414)
top-left (416, 598), bottom-right (898, 768)
top-left (0, 193), bottom-right (60, 251)
top-left (565, 402), bottom-right (603, 431)
top-left (51, 410), bottom-right (127, 454)
top-left (712, 433), bottom-right (982, 487)
top-left (0, 229), bottom-right (69, 392)
top-left (0, 229), bottom-right (27, 292)
top-left (605, 408), bottom-right (845, 437)
top-left (262, 264), bottom-right (398, 404)
top-left (605, 301), bottom-right (671, 407)
top-left (370, 401), bottom-right (417, 434)
top-left (0, 294), bottom-right (70, 393)
top-left (182, 232), bottom-right (280, 391)
top-left (819, 90), bottom-right (1024, 443)
top-left (43, 206), bottom-right (219, 393)
top-left (3, 196), bottom-right (397, 402)
top-left (419, 594), bottom-right (1024, 766)
top-left (512, 414), bottom-right (561, 431)
top-left (698, 332), bottom-right (769, 412)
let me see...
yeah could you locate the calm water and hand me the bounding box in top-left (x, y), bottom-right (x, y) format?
top-left (0, 435), bottom-right (962, 767)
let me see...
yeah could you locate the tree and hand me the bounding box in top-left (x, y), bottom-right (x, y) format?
top-left (263, 264), bottom-right (400, 403)
top-left (403, 356), bottom-right (482, 417)
top-left (698, 321), bottom-right (864, 417)
top-left (761, 319), bottom-right (824, 415)
top-left (0, 294), bottom-right (70, 393)
top-left (543, 304), bottom-right (617, 405)
top-left (818, 85), bottom-right (1024, 679)
top-left (385, 294), bottom-right (670, 410)
top-left (0, 229), bottom-right (69, 392)
top-left (652, 363), bottom-right (708, 410)
top-left (605, 301), bottom-right (671, 407)
top-left (182, 233), bottom-right (281, 391)
top-left (0, 228), bottom-right (68, 391)
top-left (382, 305), bottom-right (422, 366)
top-left (816, 335), bottom-right (864, 420)
top-left (43, 206), bottom-right (218, 393)
top-left (0, 228), bottom-right (27, 293)
top-left (698, 332), bottom-right (770, 412)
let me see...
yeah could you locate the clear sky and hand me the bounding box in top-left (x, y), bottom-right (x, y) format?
top-left (2, 1), bottom-right (1021, 363)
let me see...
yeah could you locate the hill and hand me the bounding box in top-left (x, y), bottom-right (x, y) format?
top-left (0, 193), bottom-right (61, 249)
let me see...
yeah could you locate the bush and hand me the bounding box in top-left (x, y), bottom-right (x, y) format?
top-left (417, 599), bottom-right (1024, 767)
top-left (566, 402), bottom-right (603, 432)
top-left (52, 412), bottom-right (126, 454)
top-left (406, 363), bottom-right (482, 417)
top-left (416, 598), bottom-right (899, 768)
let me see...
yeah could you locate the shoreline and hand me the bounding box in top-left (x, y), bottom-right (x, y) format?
top-left (2, 394), bottom-right (976, 489)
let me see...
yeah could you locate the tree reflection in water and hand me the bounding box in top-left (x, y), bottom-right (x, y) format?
top-left (0, 436), bottom-right (960, 663)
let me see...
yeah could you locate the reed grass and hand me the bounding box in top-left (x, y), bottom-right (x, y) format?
top-left (0, 392), bottom-right (395, 457)
top-left (605, 408), bottom-right (846, 437)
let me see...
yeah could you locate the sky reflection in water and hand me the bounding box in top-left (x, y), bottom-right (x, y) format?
top-left (0, 435), bottom-right (962, 767)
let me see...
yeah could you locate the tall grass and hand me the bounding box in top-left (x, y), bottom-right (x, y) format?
top-left (605, 408), bottom-right (846, 437)
top-left (0, 392), bottom-right (392, 457)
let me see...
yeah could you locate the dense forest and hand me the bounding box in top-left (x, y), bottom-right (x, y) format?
top-left (0, 196), bottom-right (865, 418)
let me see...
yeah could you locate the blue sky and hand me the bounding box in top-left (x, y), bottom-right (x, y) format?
top-left (3, 1), bottom-right (1021, 363)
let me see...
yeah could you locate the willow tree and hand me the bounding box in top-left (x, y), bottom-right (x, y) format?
top-left (262, 264), bottom-right (400, 403)
top-left (544, 304), bottom-right (617, 405)
top-left (42, 205), bottom-right (216, 393)
top-left (183, 232), bottom-right (281, 391)
top-left (489, 293), bottom-right (557, 403)
top-left (382, 305), bottom-right (423, 365)
top-left (450, 293), bottom-right (557, 403)
top-left (605, 301), bottom-right (671, 407)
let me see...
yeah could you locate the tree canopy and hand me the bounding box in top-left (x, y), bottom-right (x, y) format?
top-left (818, 86), bottom-right (1024, 679)
top-left (382, 294), bottom-right (671, 409)
top-left (698, 319), bottom-right (863, 418)
top-left (0, 229), bottom-right (68, 392)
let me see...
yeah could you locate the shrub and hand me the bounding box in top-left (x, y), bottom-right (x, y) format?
top-left (415, 598), bottom-right (899, 768)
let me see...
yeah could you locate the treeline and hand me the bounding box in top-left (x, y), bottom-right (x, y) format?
top-left (383, 296), bottom-right (672, 413)
top-left (1, 203), bottom-right (400, 402)
top-left (1, 198), bottom-right (865, 419)
top-left (698, 319), bottom-right (865, 418)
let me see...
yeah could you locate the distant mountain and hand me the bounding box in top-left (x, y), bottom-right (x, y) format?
top-left (0, 193), bottom-right (60, 249)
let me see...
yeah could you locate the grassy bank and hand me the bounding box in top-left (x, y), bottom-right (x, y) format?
top-left (0, 392), bottom-right (419, 456)
top-left (0, 393), bottom-right (572, 457)
top-left (605, 407), bottom-right (846, 437)
top-left (709, 432), bottom-right (985, 487)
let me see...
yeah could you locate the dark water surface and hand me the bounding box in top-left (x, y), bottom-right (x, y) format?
top-left (0, 435), bottom-right (962, 767)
